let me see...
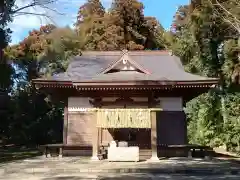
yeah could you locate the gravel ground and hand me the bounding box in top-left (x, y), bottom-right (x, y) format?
top-left (0, 157), bottom-right (239, 180)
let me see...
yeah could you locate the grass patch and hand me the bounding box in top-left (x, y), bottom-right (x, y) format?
top-left (0, 145), bottom-right (41, 164)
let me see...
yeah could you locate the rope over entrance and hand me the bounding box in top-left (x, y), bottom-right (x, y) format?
top-left (95, 108), bottom-right (162, 128)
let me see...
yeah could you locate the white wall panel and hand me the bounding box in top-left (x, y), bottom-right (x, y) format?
top-left (156, 97), bottom-right (183, 111)
top-left (68, 97), bottom-right (92, 112)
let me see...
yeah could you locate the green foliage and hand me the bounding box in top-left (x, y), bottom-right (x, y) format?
top-left (222, 39), bottom-right (240, 85)
top-left (223, 92), bottom-right (240, 153)
top-left (1, 25), bottom-right (81, 145)
top-left (172, 0), bottom-right (240, 154)
top-left (38, 27), bottom-right (82, 77)
top-left (7, 87), bottom-right (63, 145)
top-left (186, 91), bottom-right (223, 147)
top-left (75, 0), bottom-right (106, 50)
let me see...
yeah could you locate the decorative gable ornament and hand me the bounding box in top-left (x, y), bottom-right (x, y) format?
top-left (122, 58), bottom-right (127, 65)
top-left (100, 50), bottom-right (150, 74)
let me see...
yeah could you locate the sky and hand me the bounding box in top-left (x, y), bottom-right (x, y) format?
top-left (10, 0), bottom-right (190, 45)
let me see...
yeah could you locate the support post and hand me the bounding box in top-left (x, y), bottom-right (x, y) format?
top-left (46, 147), bottom-right (51, 158)
top-left (63, 105), bottom-right (68, 145)
top-left (91, 111), bottom-right (99, 161)
top-left (42, 147), bottom-right (47, 158)
top-left (147, 110), bottom-right (159, 162)
top-left (59, 147), bottom-right (63, 158)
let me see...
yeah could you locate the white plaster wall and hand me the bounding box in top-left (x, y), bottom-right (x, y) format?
top-left (68, 97), bottom-right (182, 111)
top-left (68, 97), bottom-right (92, 112)
top-left (156, 97), bottom-right (183, 111)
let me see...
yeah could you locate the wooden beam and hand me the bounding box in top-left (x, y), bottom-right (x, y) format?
top-left (91, 112), bottom-right (99, 161)
top-left (63, 101), bottom-right (68, 145)
top-left (147, 111), bottom-right (159, 161)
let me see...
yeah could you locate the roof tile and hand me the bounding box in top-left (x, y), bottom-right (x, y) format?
top-left (49, 51), bottom-right (217, 82)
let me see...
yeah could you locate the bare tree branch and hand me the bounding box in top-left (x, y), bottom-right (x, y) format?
top-left (214, 0), bottom-right (240, 23)
top-left (12, 12), bottom-right (51, 18)
top-left (208, 0), bottom-right (240, 34)
top-left (10, 0), bottom-right (56, 14)
top-left (10, 0), bottom-right (62, 27)
top-left (38, 4), bottom-right (64, 15)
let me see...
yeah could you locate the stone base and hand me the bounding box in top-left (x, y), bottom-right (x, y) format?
top-left (187, 151), bottom-right (192, 159)
top-left (204, 156), bottom-right (212, 160)
top-left (91, 156), bottom-right (99, 161)
top-left (108, 146), bottom-right (139, 162)
top-left (146, 156), bottom-right (160, 162)
top-left (47, 154), bottom-right (51, 158)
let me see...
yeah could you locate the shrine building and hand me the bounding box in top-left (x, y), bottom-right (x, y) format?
top-left (33, 50), bottom-right (218, 161)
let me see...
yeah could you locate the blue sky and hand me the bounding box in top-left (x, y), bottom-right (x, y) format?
top-left (10, 0), bottom-right (190, 45)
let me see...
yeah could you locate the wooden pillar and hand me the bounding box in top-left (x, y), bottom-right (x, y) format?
top-left (148, 110), bottom-right (159, 161)
top-left (59, 146), bottom-right (63, 158)
top-left (63, 105), bottom-right (68, 145)
top-left (91, 111), bottom-right (99, 161)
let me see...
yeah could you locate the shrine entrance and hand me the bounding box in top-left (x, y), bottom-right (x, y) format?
top-left (112, 128), bottom-right (151, 149)
top-left (91, 108), bottom-right (161, 161)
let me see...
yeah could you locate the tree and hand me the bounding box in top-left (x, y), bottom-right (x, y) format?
top-left (108, 0), bottom-right (146, 50)
top-left (171, 0), bottom-right (240, 153)
top-left (207, 0), bottom-right (240, 33)
top-left (5, 25), bottom-right (82, 80)
top-left (3, 25), bottom-right (80, 145)
top-left (1, 0), bottom-right (60, 63)
top-left (0, 1), bottom-right (62, 143)
top-left (207, 0), bottom-right (240, 85)
top-left (171, 5), bottom-right (190, 35)
top-left (190, 0), bottom-right (239, 84)
top-left (75, 0), bottom-right (166, 51)
top-left (167, 1), bottom-right (240, 153)
top-left (38, 27), bottom-right (82, 77)
top-left (75, 0), bottom-right (105, 50)
top-left (0, 0), bottom-right (15, 87)
top-left (4, 24), bottom-right (57, 82)
top-left (141, 16), bottom-right (166, 50)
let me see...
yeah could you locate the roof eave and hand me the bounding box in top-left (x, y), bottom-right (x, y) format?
top-left (73, 79), bottom-right (219, 86)
top-left (32, 78), bottom-right (72, 85)
top-left (32, 78), bottom-right (219, 89)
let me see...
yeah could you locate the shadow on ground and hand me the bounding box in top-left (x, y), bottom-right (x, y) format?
top-left (41, 174), bottom-right (240, 180)
top-left (0, 145), bottom-right (41, 164)
top-left (39, 157), bottom-right (240, 180)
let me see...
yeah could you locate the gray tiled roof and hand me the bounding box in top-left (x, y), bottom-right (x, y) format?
top-left (89, 71), bottom-right (168, 81)
top-left (51, 51), bottom-right (217, 82)
top-left (53, 53), bottom-right (120, 81)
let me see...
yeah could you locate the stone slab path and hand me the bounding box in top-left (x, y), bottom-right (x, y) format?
top-left (0, 157), bottom-right (239, 179)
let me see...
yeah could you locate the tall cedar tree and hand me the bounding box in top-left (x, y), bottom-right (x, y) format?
top-left (75, 0), bottom-right (105, 50)
top-left (108, 0), bottom-right (146, 50)
top-left (75, 0), bottom-right (165, 50)
top-left (108, 0), bottom-right (166, 50)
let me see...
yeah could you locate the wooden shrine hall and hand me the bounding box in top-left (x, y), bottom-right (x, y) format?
top-left (33, 50), bottom-right (218, 161)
